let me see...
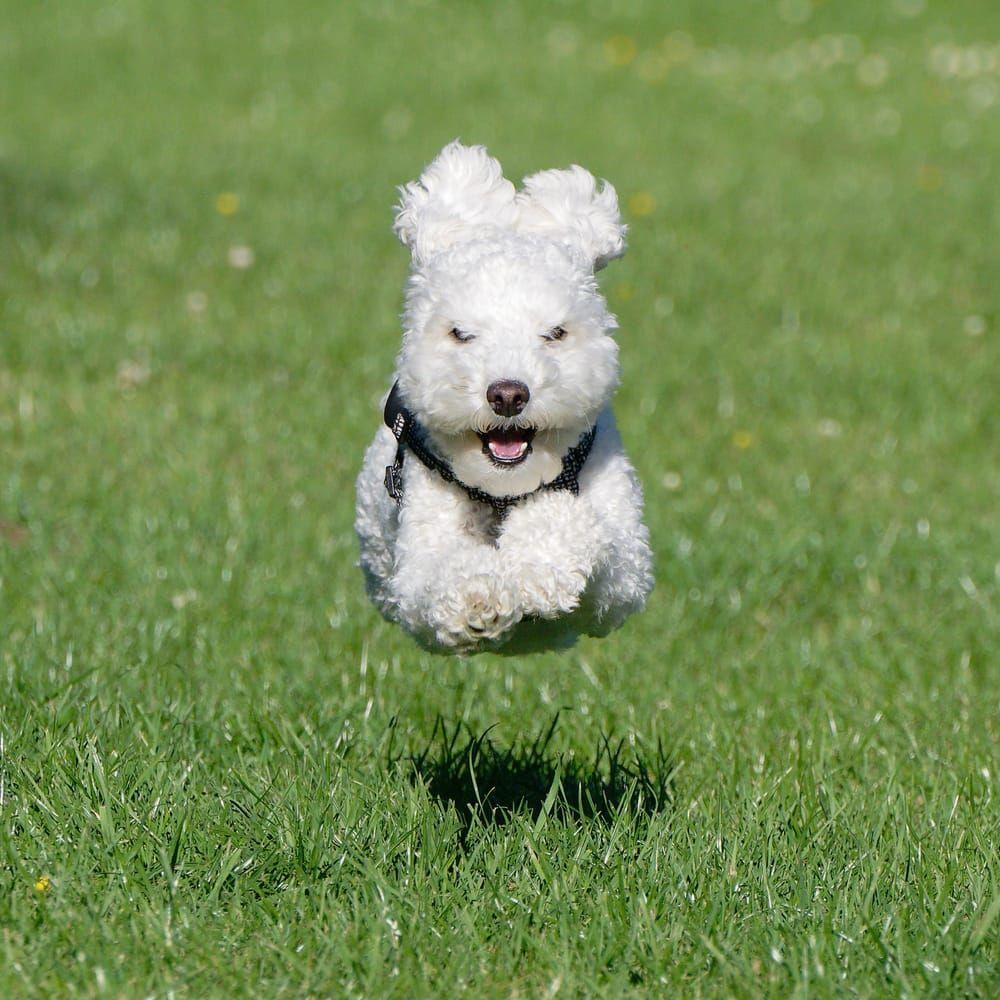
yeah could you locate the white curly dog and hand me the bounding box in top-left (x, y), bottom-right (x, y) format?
top-left (355, 141), bottom-right (653, 653)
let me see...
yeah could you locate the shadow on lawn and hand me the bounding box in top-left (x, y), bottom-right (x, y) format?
top-left (394, 715), bottom-right (675, 832)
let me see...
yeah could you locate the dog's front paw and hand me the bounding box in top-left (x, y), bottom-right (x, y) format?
top-left (431, 575), bottom-right (523, 649)
top-left (498, 493), bottom-right (596, 619)
top-left (516, 566), bottom-right (589, 620)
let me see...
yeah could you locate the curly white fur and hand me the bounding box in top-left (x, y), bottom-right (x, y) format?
top-left (356, 141), bottom-right (654, 653)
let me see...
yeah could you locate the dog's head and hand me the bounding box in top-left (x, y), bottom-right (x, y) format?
top-left (392, 141), bottom-right (627, 496)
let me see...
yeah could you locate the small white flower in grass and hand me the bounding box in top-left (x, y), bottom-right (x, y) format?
top-left (873, 105), bottom-right (901, 136)
top-left (929, 46), bottom-right (959, 78)
top-left (547, 25), bottom-right (580, 58)
top-left (662, 471), bottom-right (682, 491)
top-left (969, 79), bottom-right (996, 112)
top-left (653, 295), bottom-right (674, 317)
top-left (227, 245), bottom-right (255, 269)
top-left (857, 54), bottom-right (889, 87)
top-left (117, 359), bottom-right (150, 390)
top-left (817, 418), bottom-right (842, 438)
top-left (771, 946), bottom-right (784, 964)
top-left (381, 108), bottom-right (412, 140)
top-left (778, 0), bottom-right (810, 25)
top-left (963, 315), bottom-right (985, 337)
top-left (917, 519), bottom-right (930, 538)
top-left (171, 589), bottom-right (198, 610)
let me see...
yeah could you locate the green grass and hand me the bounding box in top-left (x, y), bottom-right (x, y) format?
top-left (2, 0), bottom-right (998, 994)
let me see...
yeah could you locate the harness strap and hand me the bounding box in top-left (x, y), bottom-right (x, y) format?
top-left (382, 381), bottom-right (595, 517)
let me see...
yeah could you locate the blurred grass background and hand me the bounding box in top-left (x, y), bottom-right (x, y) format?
top-left (1, 0), bottom-right (998, 994)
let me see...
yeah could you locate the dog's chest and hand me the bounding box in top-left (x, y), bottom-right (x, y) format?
top-left (459, 502), bottom-right (505, 545)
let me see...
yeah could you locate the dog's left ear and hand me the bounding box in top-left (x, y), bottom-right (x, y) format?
top-left (516, 166), bottom-right (627, 271)
top-left (393, 140), bottom-right (518, 265)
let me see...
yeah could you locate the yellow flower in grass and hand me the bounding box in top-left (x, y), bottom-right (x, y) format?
top-left (34, 875), bottom-right (52, 893)
top-left (662, 31), bottom-right (695, 64)
top-left (628, 191), bottom-right (657, 217)
top-left (215, 191), bottom-right (240, 216)
top-left (917, 165), bottom-right (943, 192)
top-left (636, 52), bottom-right (671, 83)
top-left (605, 35), bottom-right (637, 67)
top-left (732, 430), bottom-right (754, 449)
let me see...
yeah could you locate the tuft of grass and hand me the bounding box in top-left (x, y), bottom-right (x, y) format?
top-left (1, 0), bottom-right (998, 994)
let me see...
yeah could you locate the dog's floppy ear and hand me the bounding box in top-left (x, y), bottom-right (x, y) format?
top-left (393, 140), bottom-right (517, 265)
top-left (516, 165), bottom-right (627, 270)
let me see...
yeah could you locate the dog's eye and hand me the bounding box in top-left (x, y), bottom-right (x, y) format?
top-left (544, 326), bottom-right (568, 342)
top-left (449, 327), bottom-right (474, 343)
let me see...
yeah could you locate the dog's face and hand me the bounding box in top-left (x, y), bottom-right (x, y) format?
top-left (392, 142), bottom-right (627, 496)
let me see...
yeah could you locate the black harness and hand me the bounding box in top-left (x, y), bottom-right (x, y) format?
top-left (382, 382), bottom-right (596, 518)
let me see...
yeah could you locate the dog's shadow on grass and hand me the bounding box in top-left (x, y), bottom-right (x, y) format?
top-left (393, 715), bottom-right (675, 836)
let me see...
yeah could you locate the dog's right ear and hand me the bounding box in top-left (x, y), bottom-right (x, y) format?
top-left (393, 141), bottom-right (517, 265)
top-left (516, 165), bottom-right (626, 271)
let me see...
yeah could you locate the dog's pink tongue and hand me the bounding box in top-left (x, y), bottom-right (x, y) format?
top-left (489, 437), bottom-right (528, 460)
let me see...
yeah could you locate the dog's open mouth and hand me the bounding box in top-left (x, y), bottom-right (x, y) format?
top-left (478, 426), bottom-right (535, 466)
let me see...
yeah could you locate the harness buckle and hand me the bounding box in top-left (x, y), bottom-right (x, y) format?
top-left (384, 462), bottom-right (404, 504)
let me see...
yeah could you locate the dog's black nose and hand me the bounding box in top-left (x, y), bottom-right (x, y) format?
top-left (487, 380), bottom-right (530, 417)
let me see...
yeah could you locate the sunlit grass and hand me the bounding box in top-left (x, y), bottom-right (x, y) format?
top-left (1, 0), bottom-right (997, 994)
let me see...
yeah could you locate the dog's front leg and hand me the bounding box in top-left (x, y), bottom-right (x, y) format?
top-left (390, 470), bottom-right (523, 649)
top-left (496, 491), bottom-right (599, 620)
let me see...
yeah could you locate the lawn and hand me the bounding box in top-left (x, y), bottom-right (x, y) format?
top-left (1, 0), bottom-right (998, 994)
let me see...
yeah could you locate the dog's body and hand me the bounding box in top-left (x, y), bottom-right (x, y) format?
top-left (355, 142), bottom-right (653, 652)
